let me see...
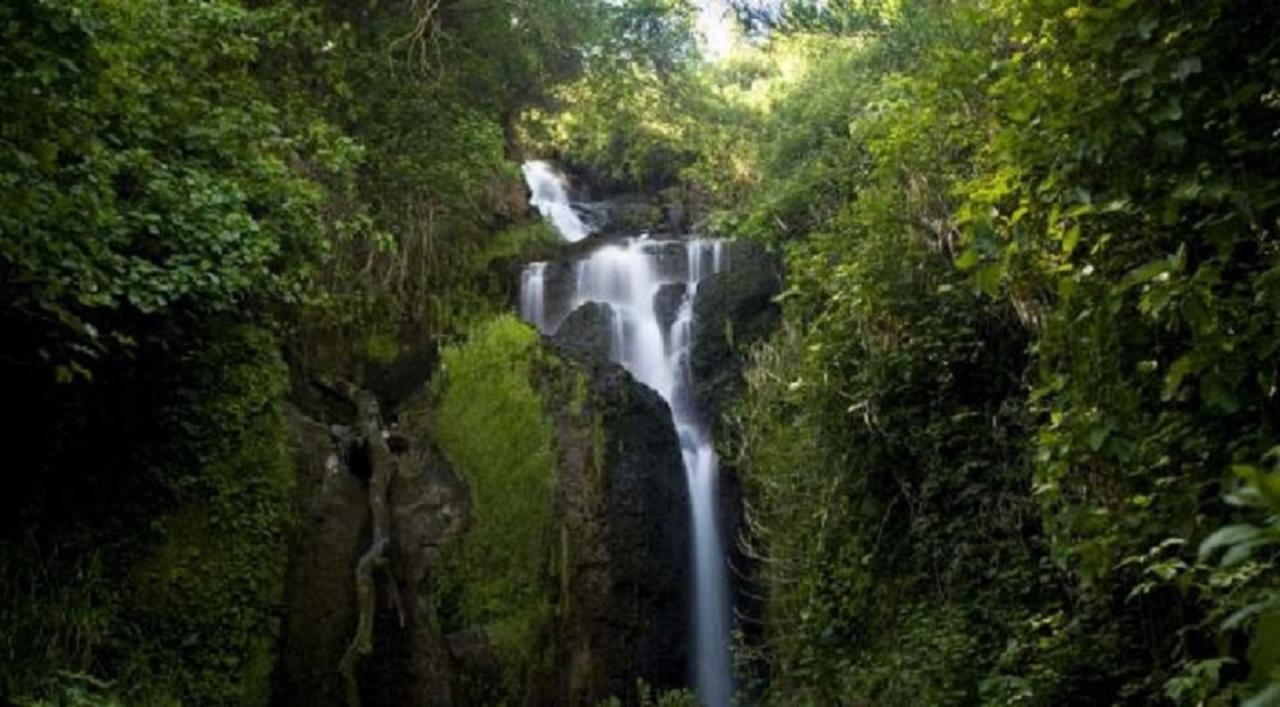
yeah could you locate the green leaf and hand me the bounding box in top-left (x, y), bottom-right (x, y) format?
top-left (1163, 355), bottom-right (1195, 400)
top-left (1199, 374), bottom-right (1240, 414)
top-left (1172, 56), bottom-right (1202, 81)
top-left (1156, 129), bottom-right (1186, 150)
top-left (1136, 17), bottom-right (1159, 40)
top-left (975, 264), bottom-right (1003, 297)
top-left (1061, 225), bottom-right (1081, 256)
top-left (1198, 524), bottom-right (1262, 562)
top-left (1087, 425), bottom-right (1111, 452)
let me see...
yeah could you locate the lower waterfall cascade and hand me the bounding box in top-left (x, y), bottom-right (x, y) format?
top-left (520, 234), bottom-right (735, 706)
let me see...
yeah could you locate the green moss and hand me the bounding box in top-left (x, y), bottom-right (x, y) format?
top-left (432, 315), bottom-right (558, 695)
top-left (472, 220), bottom-right (562, 269)
top-left (569, 369), bottom-right (591, 418)
top-left (591, 411), bottom-right (607, 489)
top-left (363, 329), bottom-right (401, 363)
top-left (125, 324), bottom-right (294, 705)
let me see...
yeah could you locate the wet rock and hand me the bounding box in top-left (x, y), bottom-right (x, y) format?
top-left (653, 282), bottom-right (687, 335)
top-left (539, 259), bottom-right (582, 332)
top-left (491, 173), bottom-right (530, 224)
top-left (362, 397), bottom-right (470, 707)
top-left (553, 302), bottom-right (617, 361)
top-left (445, 630), bottom-right (506, 705)
top-left (360, 337), bottom-right (439, 410)
top-left (659, 188), bottom-right (689, 234)
top-left (687, 240), bottom-right (781, 694)
top-left (690, 240), bottom-right (783, 432)
top-left (275, 408), bottom-right (369, 706)
top-left (587, 196), bottom-right (668, 236)
top-left (275, 393), bottom-right (470, 707)
top-left (643, 240), bottom-right (690, 281)
top-left (542, 343), bottom-right (691, 705)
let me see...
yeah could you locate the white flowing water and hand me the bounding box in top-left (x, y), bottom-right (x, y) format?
top-left (519, 236), bottom-right (734, 707)
top-left (519, 261), bottom-right (547, 327)
top-left (521, 160), bottom-right (592, 242)
top-left (522, 239), bottom-right (732, 707)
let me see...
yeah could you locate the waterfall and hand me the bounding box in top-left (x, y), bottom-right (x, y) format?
top-left (519, 262), bottom-right (547, 329)
top-left (521, 160), bottom-right (592, 242)
top-left (519, 237), bottom-right (735, 707)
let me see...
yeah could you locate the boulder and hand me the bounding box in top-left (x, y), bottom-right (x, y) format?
top-left (553, 302), bottom-right (617, 361)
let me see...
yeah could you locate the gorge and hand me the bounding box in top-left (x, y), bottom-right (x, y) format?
top-left (5, 2), bottom-right (1276, 705)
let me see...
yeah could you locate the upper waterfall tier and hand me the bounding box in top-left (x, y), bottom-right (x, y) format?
top-left (521, 160), bottom-right (592, 242)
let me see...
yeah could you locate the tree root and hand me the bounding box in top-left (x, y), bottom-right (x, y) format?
top-left (332, 380), bottom-right (398, 707)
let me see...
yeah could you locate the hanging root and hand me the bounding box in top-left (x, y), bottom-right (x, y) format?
top-left (388, 0), bottom-right (444, 76)
top-left (332, 381), bottom-right (399, 707)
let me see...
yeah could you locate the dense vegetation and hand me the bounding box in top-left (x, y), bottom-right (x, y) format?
top-left (0, 0), bottom-right (627, 702)
top-left (652, 1), bottom-right (1278, 704)
top-left (432, 316), bottom-right (558, 700)
top-left (4, 0), bottom-right (1278, 704)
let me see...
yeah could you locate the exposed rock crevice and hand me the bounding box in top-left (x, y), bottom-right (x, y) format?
top-left (275, 382), bottom-right (469, 707)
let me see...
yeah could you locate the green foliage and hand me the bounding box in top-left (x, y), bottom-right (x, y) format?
top-left (596, 680), bottom-right (700, 707)
top-left (518, 1), bottom-right (700, 191)
top-left (126, 325), bottom-right (293, 704)
top-left (0, 0), bottom-right (696, 702)
top-left (432, 315), bottom-right (557, 695)
top-left (1, 323), bottom-right (293, 705)
top-left (0, 0), bottom-right (342, 382)
top-left (686, 0), bottom-right (1280, 703)
top-left (288, 0), bottom-right (619, 372)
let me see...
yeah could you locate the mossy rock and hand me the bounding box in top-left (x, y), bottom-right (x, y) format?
top-left (428, 315), bottom-right (691, 704)
top-left (690, 240), bottom-right (783, 431)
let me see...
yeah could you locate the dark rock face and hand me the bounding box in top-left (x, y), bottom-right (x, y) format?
top-left (554, 302), bottom-right (617, 361)
top-left (574, 188), bottom-right (697, 238)
top-left (492, 172), bottom-right (531, 224)
top-left (275, 397), bottom-right (470, 707)
top-left (654, 282), bottom-right (687, 335)
top-left (543, 338), bottom-right (691, 706)
top-left (594, 361), bottom-right (690, 696)
top-left (363, 401), bottom-right (470, 707)
top-left (275, 408), bottom-right (369, 707)
top-left (581, 196), bottom-right (667, 236)
top-left (690, 240), bottom-right (783, 432)
top-left (360, 337), bottom-right (439, 411)
top-left (540, 260), bottom-right (581, 331)
top-left (687, 239), bottom-right (781, 691)
top-left (644, 241), bottom-right (690, 281)
top-left (445, 630), bottom-right (505, 704)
